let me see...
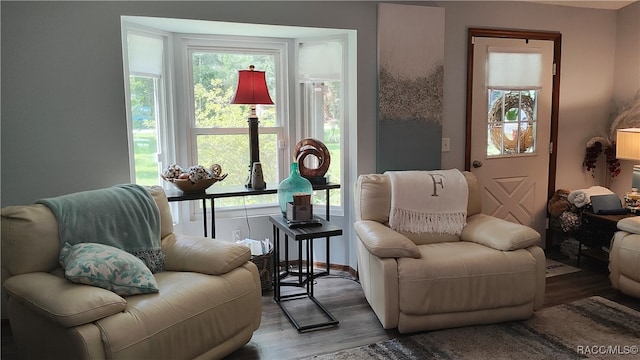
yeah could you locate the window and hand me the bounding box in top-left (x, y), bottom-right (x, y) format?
top-left (486, 47), bottom-right (542, 157)
top-left (298, 40), bottom-right (344, 208)
top-left (186, 45), bottom-right (285, 208)
top-left (487, 89), bottom-right (538, 156)
top-left (298, 81), bottom-right (342, 207)
top-left (122, 18), bottom-right (353, 221)
top-left (124, 31), bottom-right (170, 186)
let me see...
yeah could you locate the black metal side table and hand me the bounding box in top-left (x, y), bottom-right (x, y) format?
top-left (269, 215), bottom-right (342, 332)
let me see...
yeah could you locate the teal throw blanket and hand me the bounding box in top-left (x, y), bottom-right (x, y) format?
top-left (38, 184), bottom-right (165, 273)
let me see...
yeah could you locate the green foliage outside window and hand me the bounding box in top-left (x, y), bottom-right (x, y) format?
top-left (131, 76), bottom-right (160, 186)
top-left (192, 52), bottom-right (276, 128)
top-left (130, 52), bottom-right (342, 208)
top-left (192, 52), bottom-right (280, 207)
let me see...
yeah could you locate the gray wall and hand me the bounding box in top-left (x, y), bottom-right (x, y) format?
top-left (1, 1), bottom-right (380, 205)
top-left (2, 1), bottom-right (637, 270)
top-left (611, 1), bottom-right (640, 196)
top-left (438, 1), bottom-right (628, 192)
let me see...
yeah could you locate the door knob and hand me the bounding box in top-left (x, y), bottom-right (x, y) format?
top-left (472, 160), bottom-right (483, 168)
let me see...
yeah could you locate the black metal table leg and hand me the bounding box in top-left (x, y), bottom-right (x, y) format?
top-left (210, 198), bottom-right (215, 238)
top-left (202, 199), bottom-right (207, 237)
top-left (269, 215), bottom-right (341, 332)
top-left (273, 224), bottom-right (280, 301)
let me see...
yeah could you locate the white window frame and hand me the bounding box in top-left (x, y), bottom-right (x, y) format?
top-left (121, 24), bottom-right (176, 185)
top-left (176, 35), bottom-right (289, 188)
top-left (295, 35), bottom-right (349, 216)
top-left (122, 17), bottom-right (354, 224)
top-left (174, 35), bottom-right (289, 219)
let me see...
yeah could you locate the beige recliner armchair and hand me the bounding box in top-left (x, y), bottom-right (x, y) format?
top-left (2, 185), bottom-right (262, 359)
top-left (609, 216), bottom-right (640, 298)
top-left (354, 170), bottom-right (545, 333)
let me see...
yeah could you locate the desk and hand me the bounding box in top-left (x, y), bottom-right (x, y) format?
top-left (576, 211), bottom-right (637, 267)
top-left (165, 183), bottom-right (340, 238)
top-left (269, 215), bottom-right (342, 332)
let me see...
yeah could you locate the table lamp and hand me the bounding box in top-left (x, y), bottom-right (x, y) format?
top-left (616, 128), bottom-right (640, 212)
top-left (231, 65), bottom-right (274, 189)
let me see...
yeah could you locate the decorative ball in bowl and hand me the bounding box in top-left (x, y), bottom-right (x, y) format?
top-left (161, 164), bottom-right (228, 193)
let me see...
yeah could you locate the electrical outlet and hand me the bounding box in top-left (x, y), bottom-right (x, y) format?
top-left (232, 230), bottom-right (242, 242)
top-left (441, 138), bottom-right (450, 152)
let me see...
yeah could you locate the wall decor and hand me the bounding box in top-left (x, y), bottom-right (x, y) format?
top-left (377, 3), bottom-right (445, 172)
top-left (609, 89), bottom-right (640, 140)
top-left (294, 138), bottom-right (331, 184)
top-left (582, 90), bottom-right (640, 180)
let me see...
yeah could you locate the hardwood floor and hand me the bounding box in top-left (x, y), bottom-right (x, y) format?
top-left (2, 248), bottom-right (638, 360)
top-left (225, 274), bottom-right (399, 360)
top-left (226, 248), bottom-right (640, 359)
top-left (544, 249), bottom-right (639, 312)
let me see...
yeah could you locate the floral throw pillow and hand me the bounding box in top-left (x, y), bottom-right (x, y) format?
top-left (59, 242), bottom-right (159, 296)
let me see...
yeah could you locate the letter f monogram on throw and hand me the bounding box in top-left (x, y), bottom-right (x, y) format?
top-left (428, 173), bottom-right (446, 196)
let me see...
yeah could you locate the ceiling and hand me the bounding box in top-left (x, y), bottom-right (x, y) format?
top-left (525, 1), bottom-right (637, 10)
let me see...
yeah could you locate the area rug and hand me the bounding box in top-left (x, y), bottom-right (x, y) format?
top-left (546, 258), bottom-right (580, 278)
top-left (305, 296), bottom-right (639, 360)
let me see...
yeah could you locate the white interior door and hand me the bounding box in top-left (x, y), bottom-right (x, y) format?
top-left (470, 37), bottom-right (554, 245)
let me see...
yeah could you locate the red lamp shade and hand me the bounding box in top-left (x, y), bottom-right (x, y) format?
top-left (231, 65), bottom-right (274, 105)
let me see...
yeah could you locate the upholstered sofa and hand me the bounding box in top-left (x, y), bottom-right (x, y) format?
top-left (354, 170), bottom-right (545, 333)
top-left (609, 216), bottom-right (640, 298)
top-left (1, 185), bottom-right (262, 359)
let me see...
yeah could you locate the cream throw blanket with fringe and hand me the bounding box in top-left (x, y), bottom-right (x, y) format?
top-left (387, 169), bottom-right (468, 235)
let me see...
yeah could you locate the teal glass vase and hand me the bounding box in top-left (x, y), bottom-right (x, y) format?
top-left (278, 162), bottom-right (313, 215)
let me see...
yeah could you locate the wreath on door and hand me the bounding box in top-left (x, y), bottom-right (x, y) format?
top-left (489, 93), bottom-right (535, 154)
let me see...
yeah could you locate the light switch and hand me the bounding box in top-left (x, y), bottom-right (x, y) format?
top-left (442, 138), bottom-right (450, 152)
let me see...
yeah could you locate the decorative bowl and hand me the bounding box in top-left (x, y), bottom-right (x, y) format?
top-left (162, 176), bottom-right (219, 193)
top-left (161, 164), bottom-right (228, 193)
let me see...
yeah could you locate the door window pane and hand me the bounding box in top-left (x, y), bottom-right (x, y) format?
top-left (487, 90), bottom-right (537, 156)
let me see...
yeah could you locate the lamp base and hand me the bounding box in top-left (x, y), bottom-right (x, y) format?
top-left (246, 181), bottom-right (267, 190)
top-left (245, 115), bottom-right (263, 189)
